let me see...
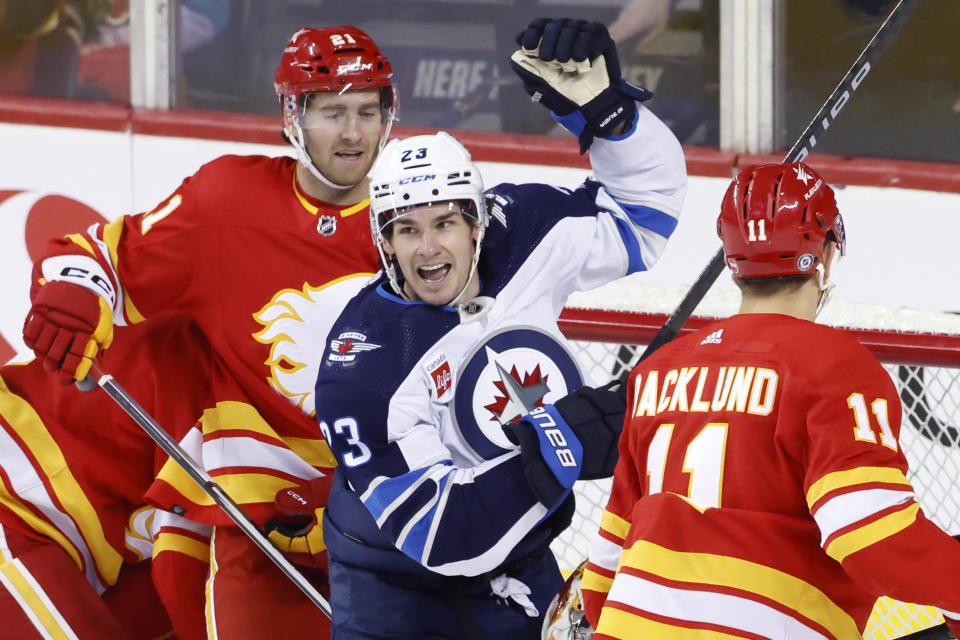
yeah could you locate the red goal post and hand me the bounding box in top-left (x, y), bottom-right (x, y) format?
top-left (554, 287), bottom-right (960, 639)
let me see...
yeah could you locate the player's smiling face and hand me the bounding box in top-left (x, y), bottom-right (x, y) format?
top-left (300, 89), bottom-right (383, 186)
top-left (383, 202), bottom-right (480, 306)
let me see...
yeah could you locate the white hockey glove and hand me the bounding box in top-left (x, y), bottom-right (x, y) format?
top-left (509, 18), bottom-right (652, 153)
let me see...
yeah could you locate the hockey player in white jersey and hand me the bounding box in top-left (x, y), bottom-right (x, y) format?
top-left (312, 18), bottom-right (686, 638)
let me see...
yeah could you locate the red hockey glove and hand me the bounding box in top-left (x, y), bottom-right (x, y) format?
top-left (264, 477), bottom-right (331, 567)
top-left (23, 280), bottom-right (114, 385)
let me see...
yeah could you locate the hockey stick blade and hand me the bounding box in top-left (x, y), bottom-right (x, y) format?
top-left (629, 0), bottom-right (922, 370)
top-left (80, 362), bottom-right (333, 619)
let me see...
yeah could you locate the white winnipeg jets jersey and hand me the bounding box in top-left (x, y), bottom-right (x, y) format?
top-left (315, 105), bottom-right (686, 578)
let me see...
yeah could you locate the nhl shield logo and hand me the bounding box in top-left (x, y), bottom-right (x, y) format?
top-left (317, 215), bottom-right (338, 237)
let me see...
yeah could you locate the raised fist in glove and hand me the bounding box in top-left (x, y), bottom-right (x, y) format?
top-left (510, 17), bottom-right (652, 153)
top-left (23, 279), bottom-right (114, 384)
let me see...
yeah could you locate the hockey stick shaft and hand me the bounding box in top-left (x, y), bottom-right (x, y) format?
top-left (81, 362), bottom-right (333, 619)
top-left (632, 0), bottom-right (922, 365)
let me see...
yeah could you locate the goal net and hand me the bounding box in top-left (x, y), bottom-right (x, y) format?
top-left (555, 280), bottom-right (960, 639)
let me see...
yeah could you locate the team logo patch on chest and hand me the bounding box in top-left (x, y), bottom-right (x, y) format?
top-left (453, 328), bottom-right (583, 460)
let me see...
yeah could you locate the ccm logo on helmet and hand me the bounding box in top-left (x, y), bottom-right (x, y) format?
top-left (398, 175), bottom-right (436, 185)
top-left (528, 406), bottom-right (578, 468)
top-left (338, 60), bottom-right (373, 75)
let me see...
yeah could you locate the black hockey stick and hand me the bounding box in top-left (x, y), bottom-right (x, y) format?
top-left (77, 363), bottom-right (333, 619)
top-left (627, 0), bottom-right (922, 368)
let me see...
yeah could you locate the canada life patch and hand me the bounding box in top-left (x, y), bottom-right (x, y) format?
top-left (329, 331), bottom-right (381, 363)
top-left (424, 350), bottom-right (453, 399)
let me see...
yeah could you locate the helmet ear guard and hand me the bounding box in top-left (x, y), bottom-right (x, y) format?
top-left (367, 132), bottom-right (489, 303)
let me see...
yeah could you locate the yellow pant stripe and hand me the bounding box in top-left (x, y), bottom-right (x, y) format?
top-left (205, 529), bottom-right (218, 640)
top-left (0, 375), bottom-right (121, 583)
top-left (0, 556), bottom-right (78, 640)
top-left (596, 606), bottom-right (745, 640)
top-left (154, 532), bottom-right (211, 564)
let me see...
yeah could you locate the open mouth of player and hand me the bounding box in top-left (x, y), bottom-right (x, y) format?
top-left (418, 263), bottom-right (451, 285)
top-left (336, 150), bottom-right (364, 162)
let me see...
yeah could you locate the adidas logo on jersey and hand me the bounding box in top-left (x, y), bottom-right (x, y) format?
top-left (700, 329), bottom-right (724, 345)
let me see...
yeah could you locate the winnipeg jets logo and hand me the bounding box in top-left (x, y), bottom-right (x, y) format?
top-left (453, 328), bottom-right (583, 459)
top-left (329, 332), bottom-right (381, 363)
top-left (252, 275), bottom-right (372, 417)
top-left (794, 165), bottom-right (812, 185)
top-left (484, 356), bottom-right (550, 425)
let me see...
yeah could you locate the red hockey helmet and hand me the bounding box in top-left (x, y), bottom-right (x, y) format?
top-left (274, 26), bottom-right (393, 106)
top-left (274, 26), bottom-right (396, 187)
top-left (717, 162), bottom-right (845, 279)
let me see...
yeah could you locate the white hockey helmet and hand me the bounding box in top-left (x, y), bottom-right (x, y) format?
top-left (369, 131), bottom-right (489, 303)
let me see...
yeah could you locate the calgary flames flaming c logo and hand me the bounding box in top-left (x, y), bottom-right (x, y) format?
top-left (252, 275), bottom-right (372, 417)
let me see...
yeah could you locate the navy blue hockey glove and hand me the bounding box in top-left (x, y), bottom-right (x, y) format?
top-left (505, 405), bottom-right (584, 510)
top-left (553, 382), bottom-right (626, 480)
top-left (509, 18), bottom-right (653, 153)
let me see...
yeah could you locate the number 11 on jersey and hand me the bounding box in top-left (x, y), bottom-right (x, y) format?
top-left (646, 422), bottom-right (729, 510)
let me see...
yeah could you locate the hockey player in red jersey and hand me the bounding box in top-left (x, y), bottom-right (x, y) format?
top-left (0, 315), bottom-right (213, 639)
top-left (19, 24), bottom-right (395, 639)
top-left (581, 162), bottom-right (960, 639)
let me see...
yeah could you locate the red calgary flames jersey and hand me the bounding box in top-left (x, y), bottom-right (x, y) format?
top-left (583, 314), bottom-right (960, 639)
top-left (34, 155), bottom-right (380, 523)
top-left (0, 314), bottom-right (213, 592)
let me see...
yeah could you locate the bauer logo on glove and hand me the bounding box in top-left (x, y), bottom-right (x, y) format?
top-left (509, 17), bottom-right (653, 153)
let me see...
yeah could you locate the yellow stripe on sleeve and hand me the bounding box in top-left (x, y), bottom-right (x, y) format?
top-left (0, 376), bottom-right (123, 584)
top-left (201, 401), bottom-right (279, 439)
top-left (153, 532), bottom-right (211, 564)
top-left (284, 437), bottom-right (337, 469)
top-left (100, 218), bottom-right (146, 323)
top-left (599, 509), bottom-right (631, 541)
top-left (806, 467), bottom-right (911, 509)
top-left (596, 606), bottom-right (746, 640)
top-left (155, 452), bottom-right (298, 508)
top-left (203, 402), bottom-right (336, 468)
top-left (825, 502), bottom-right (920, 563)
top-left (64, 233), bottom-right (96, 256)
top-left (620, 540), bottom-right (860, 639)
